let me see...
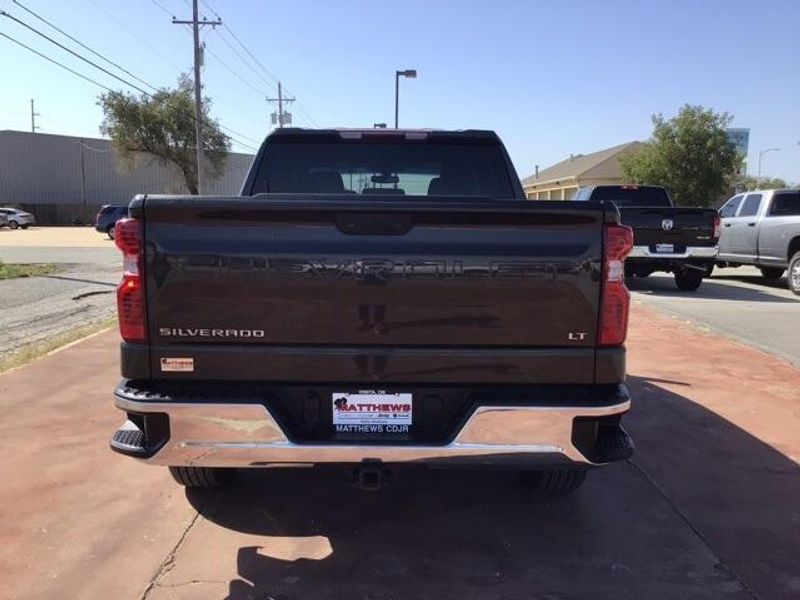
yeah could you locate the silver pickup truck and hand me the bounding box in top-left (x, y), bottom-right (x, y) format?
top-left (717, 189), bottom-right (800, 295)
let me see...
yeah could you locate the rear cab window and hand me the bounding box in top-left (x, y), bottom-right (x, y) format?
top-left (250, 134), bottom-right (516, 199)
top-left (739, 194), bottom-right (763, 217)
top-left (588, 186), bottom-right (672, 207)
top-left (768, 191), bottom-right (800, 216)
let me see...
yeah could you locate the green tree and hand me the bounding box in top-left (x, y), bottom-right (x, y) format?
top-left (99, 74), bottom-right (230, 195)
top-left (736, 176), bottom-right (788, 191)
top-left (620, 105), bottom-right (740, 207)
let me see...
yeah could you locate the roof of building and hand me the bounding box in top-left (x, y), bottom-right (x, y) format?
top-left (522, 141), bottom-right (641, 186)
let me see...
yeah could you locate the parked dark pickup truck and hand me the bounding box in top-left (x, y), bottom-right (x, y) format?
top-left (572, 185), bottom-right (720, 291)
top-left (109, 128), bottom-right (634, 495)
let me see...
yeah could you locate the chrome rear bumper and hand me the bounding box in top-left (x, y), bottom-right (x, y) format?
top-left (628, 245), bottom-right (718, 259)
top-left (113, 390), bottom-right (631, 468)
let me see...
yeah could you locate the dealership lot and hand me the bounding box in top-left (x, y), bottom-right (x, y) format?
top-left (630, 267), bottom-right (800, 366)
top-left (1, 307), bottom-right (798, 599)
top-left (1, 229), bottom-right (799, 599)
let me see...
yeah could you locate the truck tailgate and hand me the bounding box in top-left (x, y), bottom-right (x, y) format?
top-left (138, 196), bottom-right (610, 383)
top-left (620, 207), bottom-right (717, 248)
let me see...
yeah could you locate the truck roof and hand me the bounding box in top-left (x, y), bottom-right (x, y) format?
top-left (266, 128), bottom-right (501, 141)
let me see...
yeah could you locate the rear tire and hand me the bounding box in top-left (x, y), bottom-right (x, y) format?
top-left (8, 221), bottom-right (19, 230)
top-left (674, 268), bottom-right (703, 291)
top-left (20, 224), bottom-right (29, 230)
top-left (759, 266), bottom-right (785, 280)
top-left (788, 252), bottom-right (800, 296)
top-left (529, 469), bottom-right (588, 495)
top-left (169, 466), bottom-right (232, 488)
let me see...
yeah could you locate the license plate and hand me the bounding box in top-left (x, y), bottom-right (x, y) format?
top-left (332, 391), bottom-right (412, 434)
top-left (656, 244), bottom-right (674, 253)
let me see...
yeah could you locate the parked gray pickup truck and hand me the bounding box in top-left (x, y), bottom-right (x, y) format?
top-left (717, 189), bottom-right (800, 295)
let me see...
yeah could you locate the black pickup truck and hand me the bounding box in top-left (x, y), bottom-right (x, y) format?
top-left (572, 185), bottom-right (720, 291)
top-left (109, 128), bottom-right (634, 495)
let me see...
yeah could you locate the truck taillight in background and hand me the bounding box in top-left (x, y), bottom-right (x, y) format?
top-left (713, 213), bottom-right (721, 239)
top-left (114, 218), bottom-right (147, 343)
top-left (599, 224), bottom-right (634, 346)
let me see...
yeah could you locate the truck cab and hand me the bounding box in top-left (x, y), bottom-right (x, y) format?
top-left (717, 189), bottom-right (800, 293)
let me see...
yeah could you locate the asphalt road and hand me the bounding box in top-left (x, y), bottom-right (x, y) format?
top-left (629, 266), bottom-right (800, 366)
top-left (2, 307), bottom-right (799, 599)
top-left (0, 230), bottom-right (119, 360)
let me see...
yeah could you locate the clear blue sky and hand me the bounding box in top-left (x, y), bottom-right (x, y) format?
top-left (1, 0), bottom-right (798, 182)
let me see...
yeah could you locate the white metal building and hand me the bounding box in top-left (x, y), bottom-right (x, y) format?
top-left (0, 129), bottom-right (255, 223)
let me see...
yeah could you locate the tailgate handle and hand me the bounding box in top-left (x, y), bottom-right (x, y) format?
top-left (336, 213), bottom-right (412, 236)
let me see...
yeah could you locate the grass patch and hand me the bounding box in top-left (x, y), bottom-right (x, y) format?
top-left (0, 317), bottom-right (117, 374)
top-left (0, 261), bottom-right (60, 279)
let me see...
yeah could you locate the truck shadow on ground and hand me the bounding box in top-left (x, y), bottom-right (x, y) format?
top-left (627, 275), bottom-right (795, 302)
top-left (710, 272), bottom-right (790, 291)
top-left (185, 376), bottom-right (800, 600)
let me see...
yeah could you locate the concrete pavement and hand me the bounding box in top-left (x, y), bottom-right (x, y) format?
top-left (0, 227), bottom-right (119, 264)
top-left (630, 266), bottom-right (800, 367)
top-left (0, 228), bottom-right (119, 362)
top-left (1, 306), bottom-right (798, 599)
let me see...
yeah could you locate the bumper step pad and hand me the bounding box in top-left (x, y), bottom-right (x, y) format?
top-left (109, 415), bottom-right (170, 458)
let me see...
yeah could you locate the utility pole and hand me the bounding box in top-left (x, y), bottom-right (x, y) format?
top-left (394, 69), bottom-right (417, 128)
top-left (30, 99), bottom-right (39, 133)
top-left (267, 82), bottom-right (295, 128)
top-left (172, 0), bottom-right (220, 194)
top-left (79, 140), bottom-right (86, 208)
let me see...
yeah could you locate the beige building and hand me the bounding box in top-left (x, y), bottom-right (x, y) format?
top-left (522, 141), bottom-right (642, 200)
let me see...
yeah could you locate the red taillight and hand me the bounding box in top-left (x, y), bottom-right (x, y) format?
top-left (713, 213), bottom-right (721, 239)
top-left (599, 224), bottom-right (634, 346)
top-left (114, 218), bottom-right (146, 343)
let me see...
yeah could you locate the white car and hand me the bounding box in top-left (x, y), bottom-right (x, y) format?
top-left (0, 207), bottom-right (36, 229)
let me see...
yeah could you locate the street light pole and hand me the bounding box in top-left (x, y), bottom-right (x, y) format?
top-left (394, 69), bottom-right (417, 128)
top-left (758, 147), bottom-right (779, 178)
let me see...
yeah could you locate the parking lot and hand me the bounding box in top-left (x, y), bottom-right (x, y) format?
top-left (0, 228), bottom-right (119, 364)
top-left (1, 229), bottom-right (799, 600)
top-left (630, 267), bottom-right (800, 366)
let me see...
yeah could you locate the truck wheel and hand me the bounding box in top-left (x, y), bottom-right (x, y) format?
top-left (674, 269), bottom-right (703, 291)
top-left (8, 221), bottom-right (19, 230)
top-left (529, 469), bottom-right (588, 495)
top-left (789, 252), bottom-right (800, 296)
top-left (106, 225), bottom-right (115, 240)
top-left (759, 267), bottom-right (785, 280)
top-left (169, 466), bottom-right (232, 488)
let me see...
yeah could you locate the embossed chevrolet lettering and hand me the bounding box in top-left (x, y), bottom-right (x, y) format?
top-left (171, 256), bottom-right (563, 281)
top-left (159, 328), bottom-right (266, 338)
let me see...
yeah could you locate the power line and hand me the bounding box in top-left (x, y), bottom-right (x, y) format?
top-left (212, 28), bottom-right (276, 93)
top-left (0, 10), bottom-right (151, 95)
top-left (204, 45), bottom-right (271, 97)
top-left (2, 6), bottom-right (259, 153)
top-left (148, 0), bottom-right (176, 18)
top-left (199, 0), bottom-right (318, 127)
top-left (91, 0), bottom-right (182, 70)
top-left (0, 32), bottom-right (257, 152)
top-left (0, 32), bottom-right (114, 91)
top-left (11, 0), bottom-right (158, 92)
